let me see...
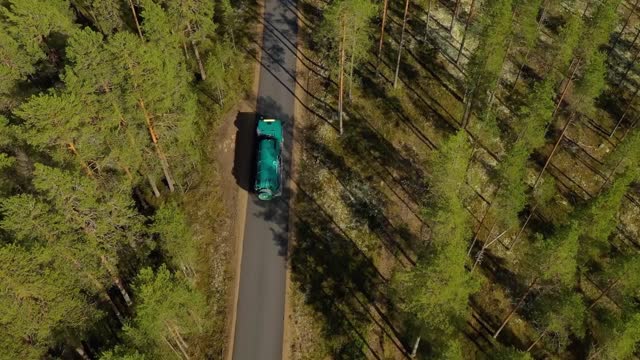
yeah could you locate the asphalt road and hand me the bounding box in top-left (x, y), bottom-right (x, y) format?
top-left (232, 0), bottom-right (297, 358)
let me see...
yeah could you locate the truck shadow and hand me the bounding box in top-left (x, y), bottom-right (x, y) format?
top-left (232, 112), bottom-right (257, 192)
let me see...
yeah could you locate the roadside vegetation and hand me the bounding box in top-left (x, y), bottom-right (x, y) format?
top-left (289, 0), bottom-right (640, 358)
top-left (0, 0), bottom-right (254, 358)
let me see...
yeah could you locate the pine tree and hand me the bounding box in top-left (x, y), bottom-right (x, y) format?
top-left (492, 346), bottom-right (533, 360)
top-left (511, 0), bottom-right (544, 89)
top-left (0, 244), bottom-right (97, 359)
top-left (152, 201), bottom-right (197, 277)
top-left (528, 290), bottom-right (586, 352)
top-left (462, 0), bottom-right (513, 128)
top-left (494, 222), bottom-right (580, 338)
top-left (156, 0), bottom-right (217, 80)
top-left (70, 0), bottom-right (126, 34)
top-left (393, 240), bottom-right (481, 336)
top-left (319, 0), bottom-right (376, 133)
top-left (424, 131), bottom-right (472, 251)
top-left (394, 131), bottom-right (478, 350)
top-left (578, 168), bottom-right (638, 258)
top-left (122, 266), bottom-right (206, 359)
top-left (592, 313), bottom-right (640, 360)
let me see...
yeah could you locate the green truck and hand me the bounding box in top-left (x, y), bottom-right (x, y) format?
top-left (254, 116), bottom-right (283, 200)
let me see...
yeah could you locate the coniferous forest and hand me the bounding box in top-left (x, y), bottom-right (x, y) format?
top-left (0, 0), bottom-right (251, 359)
top-left (3, 0), bottom-right (640, 359)
top-left (287, 0), bottom-right (640, 359)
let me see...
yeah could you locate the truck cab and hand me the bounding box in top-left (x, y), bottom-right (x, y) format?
top-left (254, 116), bottom-right (283, 200)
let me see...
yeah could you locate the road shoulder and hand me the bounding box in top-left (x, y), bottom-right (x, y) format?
top-left (281, 1), bottom-right (305, 358)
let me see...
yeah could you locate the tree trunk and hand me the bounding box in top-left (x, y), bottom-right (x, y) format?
top-left (73, 342), bottom-right (91, 360)
top-left (509, 204), bottom-right (538, 250)
top-left (512, 48), bottom-right (532, 91)
top-left (424, 0), bottom-right (432, 42)
top-left (526, 328), bottom-right (547, 352)
top-left (456, 0), bottom-right (478, 64)
top-left (587, 276), bottom-right (623, 310)
top-left (609, 0), bottom-right (639, 55)
top-left (628, 26), bottom-right (640, 52)
top-left (410, 336), bottom-right (420, 358)
top-left (100, 255), bottom-right (133, 307)
top-left (155, 144), bottom-right (175, 192)
top-left (468, 200), bottom-right (493, 256)
top-left (338, 21), bottom-right (346, 135)
top-left (610, 87), bottom-right (640, 137)
top-left (377, 0), bottom-right (389, 66)
top-left (127, 0), bottom-right (144, 40)
top-left (552, 58), bottom-right (581, 117)
top-left (148, 174), bottom-right (161, 197)
top-left (450, 0), bottom-right (461, 34)
top-left (462, 86), bottom-right (474, 128)
top-left (512, 2), bottom-right (547, 90)
top-left (470, 222), bottom-right (496, 272)
top-left (348, 26), bottom-right (356, 101)
top-left (187, 23), bottom-right (207, 80)
top-left (393, 0), bottom-right (411, 89)
top-left (494, 277), bottom-right (538, 338)
top-left (472, 226), bottom-right (509, 272)
top-left (599, 158), bottom-right (624, 196)
top-left (73, 255), bottom-right (125, 324)
top-left (162, 335), bottom-right (184, 360)
top-left (622, 46), bottom-right (640, 81)
top-left (137, 98), bottom-right (175, 192)
top-left (67, 142), bottom-right (94, 177)
top-left (167, 323), bottom-right (191, 360)
top-left (621, 117), bottom-right (639, 140)
top-left (182, 40), bottom-right (190, 59)
top-left (533, 113), bottom-right (574, 189)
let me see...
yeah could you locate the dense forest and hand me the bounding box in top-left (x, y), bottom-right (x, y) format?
top-left (288, 0), bottom-right (640, 359)
top-left (0, 0), bottom-right (251, 359)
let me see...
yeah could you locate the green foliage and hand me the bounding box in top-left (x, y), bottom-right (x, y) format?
top-left (0, 0), bottom-right (247, 357)
top-left (152, 201), bottom-right (197, 273)
top-left (551, 14), bottom-right (583, 78)
top-left (0, 244), bottom-right (98, 359)
top-left (70, 0), bottom-right (126, 34)
top-left (440, 339), bottom-right (464, 359)
top-left (533, 290), bottom-right (586, 350)
top-left (491, 346), bottom-right (533, 360)
top-left (512, 0), bottom-right (542, 52)
top-left (394, 133), bottom-right (478, 347)
top-left (317, 0), bottom-right (377, 78)
top-left (579, 168), bottom-right (637, 258)
top-left (516, 77), bottom-right (556, 149)
top-left (579, 0), bottom-right (619, 60)
top-left (394, 240), bottom-right (481, 336)
top-left (467, 0), bottom-right (513, 105)
top-left (606, 128), bottom-right (640, 171)
top-left (572, 51), bottom-right (607, 115)
top-left (606, 255), bottom-right (640, 303)
top-left (524, 222), bottom-right (579, 287)
top-left (425, 131), bottom-right (472, 250)
top-left (122, 266), bottom-right (206, 358)
top-left (598, 313), bottom-right (640, 360)
top-left (428, 131), bottom-right (472, 208)
top-left (1, 0), bottom-right (76, 60)
top-left (100, 347), bottom-right (147, 360)
top-left (492, 141), bottom-right (529, 230)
